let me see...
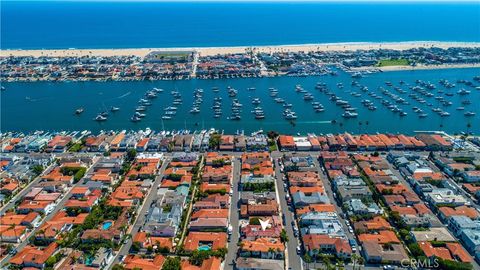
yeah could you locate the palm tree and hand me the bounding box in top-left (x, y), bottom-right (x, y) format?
top-left (351, 253), bottom-right (359, 270)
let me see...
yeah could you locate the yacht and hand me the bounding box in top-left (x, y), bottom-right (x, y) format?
top-left (303, 93), bottom-right (314, 100)
top-left (227, 115), bottom-right (241, 120)
top-left (136, 106), bottom-right (146, 112)
top-left (135, 112), bottom-right (146, 118)
top-left (189, 107), bottom-right (200, 114)
top-left (130, 116), bottom-right (141, 122)
top-left (110, 106), bottom-right (120, 112)
top-left (342, 111), bottom-right (358, 118)
top-left (75, 108), bottom-right (84, 115)
top-left (457, 89), bottom-right (471, 95)
top-left (94, 115), bottom-right (107, 121)
top-left (464, 111), bottom-right (476, 117)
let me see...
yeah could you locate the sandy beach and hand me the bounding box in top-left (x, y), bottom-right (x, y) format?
top-left (2, 41), bottom-right (480, 58)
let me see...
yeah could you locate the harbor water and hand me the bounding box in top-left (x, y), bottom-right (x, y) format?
top-left (2, 68), bottom-right (479, 134)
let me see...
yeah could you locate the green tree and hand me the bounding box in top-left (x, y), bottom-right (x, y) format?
top-left (162, 256), bottom-right (181, 270)
top-left (31, 165), bottom-right (44, 176)
top-left (267, 130), bottom-right (279, 140)
top-left (280, 229), bottom-right (289, 243)
top-left (126, 148), bottom-right (137, 161)
top-left (208, 133), bottom-right (221, 150)
top-left (112, 265), bottom-right (125, 270)
top-left (189, 250), bottom-right (211, 266)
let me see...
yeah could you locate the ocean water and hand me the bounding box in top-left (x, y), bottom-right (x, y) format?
top-left (1, 1), bottom-right (480, 49)
top-left (2, 68), bottom-right (479, 134)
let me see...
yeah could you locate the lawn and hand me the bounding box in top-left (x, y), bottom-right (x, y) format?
top-left (377, 59), bottom-right (410, 67)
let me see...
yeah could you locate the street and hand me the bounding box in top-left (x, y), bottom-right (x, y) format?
top-left (274, 158), bottom-right (303, 270)
top-left (224, 158), bottom-right (241, 270)
top-left (108, 157), bottom-right (171, 268)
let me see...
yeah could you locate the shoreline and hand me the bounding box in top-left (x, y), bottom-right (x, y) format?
top-left (352, 63), bottom-right (480, 72)
top-left (2, 41), bottom-right (480, 58)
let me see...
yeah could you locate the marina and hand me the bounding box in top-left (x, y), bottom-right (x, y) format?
top-left (2, 67), bottom-right (479, 134)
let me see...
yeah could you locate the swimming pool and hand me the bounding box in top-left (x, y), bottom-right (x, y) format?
top-left (102, 221), bottom-right (112, 230)
top-left (198, 245), bottom-right (212, 251)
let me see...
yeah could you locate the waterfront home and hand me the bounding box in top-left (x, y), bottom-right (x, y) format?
top-left (293, 137), bottom-right (312, 151)
top-left (416, 134), bottom-right (453, 151)
top-left (219, 135), bottom-right (235, 151)
top-left (245, 134), bottom-right (268, 151)
top-left (278, 135), bottom-right (296, 151)
top-left (235, 135), bottom-right (247, 151)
